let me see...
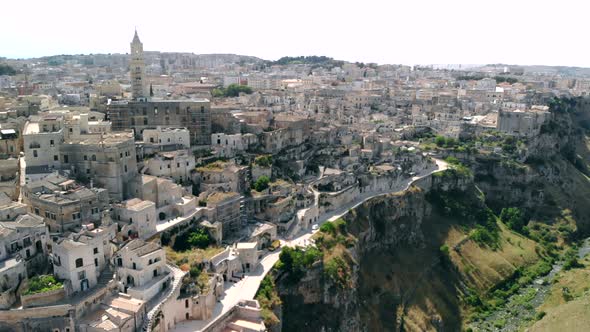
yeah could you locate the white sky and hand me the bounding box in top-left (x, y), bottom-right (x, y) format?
top-left (1, 0), bottom-right (587, 67)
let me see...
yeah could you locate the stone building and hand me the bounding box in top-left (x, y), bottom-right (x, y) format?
top-left (497, 105), bottom-right (551, 137)
top-left (52, 218), bottom-right (116, 294)
top-left (206, 191), bottom-right (241, 238)
top-left (23, 174), bottom-right (109, 232)
top-left (107, 98), bottom-right (211, 146)
top-left (142, 126), bottom-right (190, 149)
top-left (130, 29), bottom-right (147, 100)
top-left (112, 198), bottom-right (157, 240)
top-left (144, 150), bottom-right (195, 183)
top-left (113, 239), bottom-right (170, 302)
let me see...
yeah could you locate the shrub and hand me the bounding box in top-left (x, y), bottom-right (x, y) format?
top-left (324, 256), bottom-right (350, 288)
top-left (253, 176), bottom-right (270, 192)
top-left (172, 227), bottom-right (214, 251)
top-left (563, 257), bottom-right (583, 270)
top-left (320, 221), bottom-right (336, 234)
top-left (278, 246), bottom-right (322, 283)
top-left (500, 207), bottom-right (527, 233)
top-left (254, 155), bottom-right (272, 167)
top-left (190, 266), bottom-right (201, 278)
top-left (24, 275), bottom-right (62, 295)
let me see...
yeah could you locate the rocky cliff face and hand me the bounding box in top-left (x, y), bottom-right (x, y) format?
top-left (473, 101), bottom-right (590, 235)
top-left (274, 173), bottom-right (472, 332)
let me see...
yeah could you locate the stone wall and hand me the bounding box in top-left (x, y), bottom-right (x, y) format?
top-left (21, 287), bottom-right (66, 308)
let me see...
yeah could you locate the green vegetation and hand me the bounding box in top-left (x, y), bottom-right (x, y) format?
top-left (172, 227), bottom-right (215, 251)
top-left (0, 64), bottom-right (17, 76)
top-left (468, 259), bottom-right (553, 321)
top-left (256, 275), bottom-right (282, 326)
top-left (457, 75), bottom-right (485, 81)
top-left (23, 275), bottom-right (63, 295)
top-left (165, 246), bottom-right (224, 268)
top-left (315, 218), bottom-right (355, 249)
top-left (252, 175), bottom-right (270, 192)
top-left (276, 246), bottom-right (322, 283)
top-left (494, 76), bottom-right (518, 84)
top-left (254, 155), bottom-right (272, 167)
top-left (212, 84), bottom-right (253, 97)
top-left (324, 256), bottom-right (351, 288)
top-left (562, 248), bottom-right (583, 270)
top-left (427, 188), bottom-right (499, 249)
top-left (435, 135), bottom-right (458, 148)
top-left (500, 207), bottom-right (528, 233)
top-left (270, 56), bottom-right (344, 69)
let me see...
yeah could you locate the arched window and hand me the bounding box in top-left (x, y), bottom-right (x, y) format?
top-left (75, 258), bottom-right (83, 268)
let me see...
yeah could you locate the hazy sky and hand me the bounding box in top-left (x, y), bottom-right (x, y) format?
top-left (1, 0), bottom-right (588, 67)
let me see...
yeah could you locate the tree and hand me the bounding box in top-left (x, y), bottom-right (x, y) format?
top-left (435, 136), bottom-right (446, 147)
top-left (224, 84), bottom-right (252, 97)
top-left (253, 176), bottom-right (270, 192)
top-left (500, 207), bottom-right (526, 232)
top-left (0, 64), bottom-right (17, 76)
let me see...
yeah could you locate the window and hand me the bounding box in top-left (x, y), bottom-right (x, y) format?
top-left (23, 237), bottom-right (32, 247)
top-left (50, 139), bottom-right (54, 146)
top-left (86, 169), bottom-right (90, 174)
top-left (75, 258), bottom-right (83, 268)
top-left (34, 208), bottom-right (39, 215)
top-left (72, 212), bottom-right (81, 220)
top-left (153, 269), bottom-right (158, 277)
top-left (64, 155), bottom-right (69, 163)
top-left (33, 150), bottom-right (38, 157)
top-left (93, 248), bottom-right (98, 254)
top-left (54, 155), bottom-right (58, 161)
top-left (132, 262), bottom-right (136, 270)
top-left (201, 106), bottom-right (205, 113)
top-left (124, 165), bottom-right (128, 172)
top-left (185, 299), bottom-right (189, 308)
top-left (91, 155), bottom-right (96, 161)
top-left (84, 155), bottom-right (87, 161)
top-left (78, 270), bottom-right (86, 280)
top-left (94, 258), bottom-right (98, 267)
top-left (144, 118), bottom-right (148, 125)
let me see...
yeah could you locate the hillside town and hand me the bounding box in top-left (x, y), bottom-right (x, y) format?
top-left (0, 29), bottom-right (588, 332)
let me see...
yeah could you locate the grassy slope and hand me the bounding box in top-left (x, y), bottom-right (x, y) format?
top-left (530, 297), bottom-right (590, 332)
top-left (530, 252), bottom-right (590, 331)
top-left (356, 206), bottom-right (540, 331)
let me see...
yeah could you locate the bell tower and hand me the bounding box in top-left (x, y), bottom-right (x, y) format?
top-left (130, 29), bottom-right (146, 99)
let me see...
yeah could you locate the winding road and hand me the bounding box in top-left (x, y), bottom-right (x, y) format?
top-left (172, 157), bottom-right (448, 331)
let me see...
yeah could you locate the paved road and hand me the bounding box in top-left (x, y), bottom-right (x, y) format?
top-left (172, 158), bottom-right (448, 331)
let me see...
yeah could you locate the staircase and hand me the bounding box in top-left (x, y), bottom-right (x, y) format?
top-left (97, 266), bottom-right (115, 286)
top-left (142, 264), bottom-right (186, 332)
